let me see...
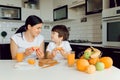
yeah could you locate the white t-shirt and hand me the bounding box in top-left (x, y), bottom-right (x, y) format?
top-left (11, 32), bottom-right (44, 59)
top-left (46, 41), bottom-right (72, 60)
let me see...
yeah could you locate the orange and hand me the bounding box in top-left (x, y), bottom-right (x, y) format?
top-left (32, 46), bottom-right (39, 51)
top-left (56, 47), bottom-right (62, 50)
top-left (76, 59), bottom-right (89, 72)
top-left (100, 57), bottom-right (113, 68)
top-left (85, 65), bottom-right (96, 74)
top-left (79, 55), bottom-right (84, 59)
top-left (27, 59), bottom-right (35, 65)
top-left (89, 57), bottom-right (99, 65)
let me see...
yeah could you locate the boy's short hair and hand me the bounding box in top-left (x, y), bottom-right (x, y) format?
top-left (52, 25), bottom-right (69, 40)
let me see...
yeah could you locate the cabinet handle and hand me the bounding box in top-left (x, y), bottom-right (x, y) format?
top-left (112, 51), bottom-right (120, 54)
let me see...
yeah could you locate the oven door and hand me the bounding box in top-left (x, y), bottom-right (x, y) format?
top-left (102, 17), bottom-right (120, 47)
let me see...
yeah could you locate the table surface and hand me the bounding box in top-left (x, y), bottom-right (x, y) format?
top-left (0, 60), bottom-right (120, 80)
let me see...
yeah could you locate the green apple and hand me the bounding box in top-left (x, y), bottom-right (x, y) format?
top-left (95, 62), bottom-right (105, 71)
top-left (83, 52), bottom-right (91, 60)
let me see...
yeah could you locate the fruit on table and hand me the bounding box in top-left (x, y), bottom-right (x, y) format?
top-left (27, 59), bottom-right (35, 65)
top-left (85, 65), bottom-right (96, 74)
top-left (90, 47), bottom-right (101, 58)
top-left (89, 57), bottom-right (99, 65)
top-left (75, 47), bottom-right (113, 74)
top-left (83, 52), bottom-right (92, 60)
top-left (95, 62), bottom-right (105, 71)
top-left (100, 57), bottom-right (113, 69)
top-left (76, 59), bottom-right (89, 71)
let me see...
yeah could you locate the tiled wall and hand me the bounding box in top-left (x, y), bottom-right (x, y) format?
top-left (0, 21), bottom-right (24, 43)
top-left (0, 6), bottom-right (102, 43)
top-left (52, 6), bottom-right (102, 42)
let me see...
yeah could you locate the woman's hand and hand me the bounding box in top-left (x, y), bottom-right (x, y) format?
top-left (24, 47), bottom-right (34, 57)
top-left (36, 48), bottom-right (44, 59)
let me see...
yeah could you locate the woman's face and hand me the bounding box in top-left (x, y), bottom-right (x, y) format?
top-left (29, 23), bottom-right (42, 37)
top-left (51, 31), bottom-right (62, 43)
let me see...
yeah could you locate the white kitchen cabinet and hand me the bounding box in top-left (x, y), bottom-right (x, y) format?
top-left (21, 8), bottom-right (40, 21)
top-left (67, 0), bottom-right (85, 8)
top-left (103, 0), bottom-right (110, 9)
top-left (0, 0), bottom-right (22, 7)
top-left (53, 0), bottom-right (85, 8)
top-left (40, 0), bottom-right (53, 22)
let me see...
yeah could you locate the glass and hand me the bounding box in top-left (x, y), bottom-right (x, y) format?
top-left (16, 49), bottom-right (25, 62)
top-left (16, 52), bottom-right (24, 62)
top-left (67, 51), bottom-right (75, 67)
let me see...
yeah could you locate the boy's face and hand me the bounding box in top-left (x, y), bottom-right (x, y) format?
top-left (51, 31), bottom-right (63, 43)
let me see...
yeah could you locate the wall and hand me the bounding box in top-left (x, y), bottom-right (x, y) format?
top-left (0, 6), bottom-right (102, 43)
top-left (50, 6), bottom-right (102, 42)
top-left (0, 21), bottom-right (24, 43)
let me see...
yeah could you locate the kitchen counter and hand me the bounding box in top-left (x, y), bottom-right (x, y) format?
top-left (0, 60), bottom-right (120, 80)
top-left (70, 42), bottom-right (103, 47)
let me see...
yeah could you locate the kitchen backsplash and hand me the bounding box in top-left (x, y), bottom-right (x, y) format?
top-left (0, 6), bottom-right (102, 43)
top-left (0, 21), bottom-right (23, 43)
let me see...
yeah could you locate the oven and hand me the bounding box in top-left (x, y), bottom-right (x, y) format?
top-left (102, 7), bottom-right (120, 47)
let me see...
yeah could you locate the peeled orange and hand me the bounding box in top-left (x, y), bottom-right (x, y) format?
top-left (27, 59), bottom-right (35, 65)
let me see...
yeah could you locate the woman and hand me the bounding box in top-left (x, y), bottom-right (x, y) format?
top-left (10, 15), bottom-right (44, 60)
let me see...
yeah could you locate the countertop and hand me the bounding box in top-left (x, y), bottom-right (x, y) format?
top-left (45, 40), bottom-right (103, 47)
top-left (0, 60), bottom-right (120, 80)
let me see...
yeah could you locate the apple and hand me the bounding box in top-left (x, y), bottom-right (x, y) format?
top-left (95, 62), bottom-right (105, 71)
top-left (83, 52), bottom-right (92, 60)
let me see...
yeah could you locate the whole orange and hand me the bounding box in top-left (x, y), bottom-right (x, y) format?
top-left (100, 57), bottom-right (113, 68)
top-left (76, 59), bottom-right (89, 72)
top-left (85, 65), bottom-right (96, 74)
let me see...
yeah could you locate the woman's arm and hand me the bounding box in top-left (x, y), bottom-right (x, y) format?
top-left (10, 39), bottom-right (18, 60)
top-left (36, 41), bottom-right (45, 59)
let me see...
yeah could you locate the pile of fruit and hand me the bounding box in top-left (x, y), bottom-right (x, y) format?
top-left (76, 47), bottom-right (113, 74)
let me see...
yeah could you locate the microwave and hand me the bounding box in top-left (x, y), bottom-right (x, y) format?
top-left (53, 5), bottom-right (68, 21)
top-left (0, 5), bottom-right (21, 20)
top-left (102, 7), bottom-right (120, 47)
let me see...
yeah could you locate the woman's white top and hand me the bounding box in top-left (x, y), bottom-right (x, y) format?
top-left (11, 32), bottom-right (44, 60)
top-left (46, 41), bottom-right (72, 60)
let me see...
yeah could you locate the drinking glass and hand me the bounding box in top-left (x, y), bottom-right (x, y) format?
top-left (16, 49), bottom-right (24, 62)
top-left (67, 51), bottom-right (75, 67)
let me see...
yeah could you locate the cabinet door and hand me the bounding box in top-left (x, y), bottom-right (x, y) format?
top-left (0, 0), bottom-right (22, 7)
top-left (0, 44), bottom-right (12, 59)
top-left (40, 0), bottom-right (53, 22)
top-left (103, 48), bottom-right (120, 69)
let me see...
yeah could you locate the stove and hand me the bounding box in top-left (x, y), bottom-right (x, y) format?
top-left (69, 39), bottom-right (102, 44)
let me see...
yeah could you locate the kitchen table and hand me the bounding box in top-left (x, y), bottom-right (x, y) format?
top-left (0, 60), bottom-right (120, 80)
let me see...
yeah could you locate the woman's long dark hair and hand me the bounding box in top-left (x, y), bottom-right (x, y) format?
top-left (15, 15), bottom-right (43, 34)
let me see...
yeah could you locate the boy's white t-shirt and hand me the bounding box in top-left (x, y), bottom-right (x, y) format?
top-left (46, 41), bottom-right (72, 60)
top-left (11, 32), bottom-right (44, 59)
